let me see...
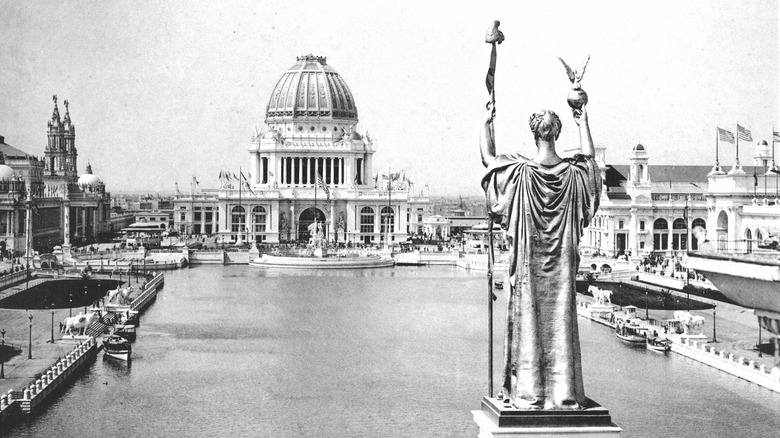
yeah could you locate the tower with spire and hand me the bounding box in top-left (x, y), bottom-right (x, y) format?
top-left (44, 95), bottom-right (78, 181)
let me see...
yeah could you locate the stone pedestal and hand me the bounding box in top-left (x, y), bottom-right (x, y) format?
top-left (473, 397), bottom-right (622, 437)
top-left (248, 246), bottom-right (260, 262)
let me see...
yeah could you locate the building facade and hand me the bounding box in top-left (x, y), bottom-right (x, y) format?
top-left (0, 96), bottom-right (112, 255)
top-left (584, 137), bottom-right (780, 260)
top-left (174, 55), bottom-right (428, 245)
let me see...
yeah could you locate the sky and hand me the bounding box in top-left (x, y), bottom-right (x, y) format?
top-left (0, 0), bottom-right (777, 196)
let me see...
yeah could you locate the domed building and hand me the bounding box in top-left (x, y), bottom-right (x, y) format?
top-left (175, 55), bottom-right (429, 244)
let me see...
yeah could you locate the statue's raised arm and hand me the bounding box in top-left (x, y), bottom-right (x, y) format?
top-left (480, 101), bottom-right (497, 167)
top-left (573, 105), bottom-right (595, 157)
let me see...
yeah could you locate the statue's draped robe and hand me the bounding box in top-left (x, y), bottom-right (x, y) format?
top-left (482, 153), bottom-right (601, 409)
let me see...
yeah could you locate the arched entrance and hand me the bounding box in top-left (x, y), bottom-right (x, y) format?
top-left (299, 207), bottom-right (326, 242)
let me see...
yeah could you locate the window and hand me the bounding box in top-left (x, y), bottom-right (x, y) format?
top-left (231, 206), bottom-right (246, 233)
top-left (194, 212), bottom-right (201, 221)
top-left (639, 221), bottom-right (645, 230)
top-left (252, 206), bottom-right (267, 242)
top-left (360, 207), bottom-right (374, 234)
top-left (618, 220), bottom-right (624, 229)
top-left (205, 212), bottom-right (213, 222)
top-left (653, 218), bottom-right (669, 250)
top-left (381, 206), bottom-right (395, 235)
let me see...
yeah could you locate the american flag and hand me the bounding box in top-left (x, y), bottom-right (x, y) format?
top-left (316, 172), bottom-right (330, 203)
top-left (737, 124), bottom-right (753, 142)
top-left (773, 131), bottom-right (780, 143)
top-left (718, 127), bottom-right (735, 144)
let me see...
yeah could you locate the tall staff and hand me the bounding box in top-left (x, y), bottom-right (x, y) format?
top-left (483, 20), bottom-right (503, 398)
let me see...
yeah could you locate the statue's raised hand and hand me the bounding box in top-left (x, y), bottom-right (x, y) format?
top-left (572, 104), bottom-right (588, 126)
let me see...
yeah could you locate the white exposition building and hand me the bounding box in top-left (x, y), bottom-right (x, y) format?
top-left (583, 137), bottom-right (779, 259)
top-left (174, 55), bottom-right (428, 244)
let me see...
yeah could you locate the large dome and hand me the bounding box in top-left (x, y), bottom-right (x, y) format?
top-left (265, 55), bottom-right (358, 124)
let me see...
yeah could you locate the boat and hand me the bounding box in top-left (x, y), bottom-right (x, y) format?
top-left (615, 322), bottom-right (648, 344)
top-left (249, 253), bottom-right (394, 269)
top-left (103, 335), bottom-right (132, 361)
top-left (646, 337), bottom-right (672, 352)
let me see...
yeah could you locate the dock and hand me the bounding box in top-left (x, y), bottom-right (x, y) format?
top-left (576, 294), bottom-right (780, 393)
top-left (0, 272), bottom-right (165, 427)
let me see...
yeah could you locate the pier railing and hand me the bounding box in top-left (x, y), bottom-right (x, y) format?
top-left (1, 338), bottom-right (98, 418)
top-left (674, 338), bottom-right (780, 393)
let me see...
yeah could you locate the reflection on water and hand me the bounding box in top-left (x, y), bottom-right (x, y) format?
top-left (5, 266), bottom-right (780, 437)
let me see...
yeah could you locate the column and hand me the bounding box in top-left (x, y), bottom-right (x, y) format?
top-left (628, 208), bottom-right (637, 257)
top-left (250, 151), bottom-right (259, 184)
top-left (92, 208), bottom-right (98, 239)
top-left (290, 204), bottom-right (296, 241)
top-left (330, 203), bottom-right (336, 242)
top-left (374, 206), bottom-right (380, 236)
top-left (315, 157), bottom-right (320, 181)
top-left (346, 203), bottom-right (355, 243)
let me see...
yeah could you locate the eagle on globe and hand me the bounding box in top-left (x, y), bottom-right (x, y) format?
top-left (558, 55), bottom-right (590, 109)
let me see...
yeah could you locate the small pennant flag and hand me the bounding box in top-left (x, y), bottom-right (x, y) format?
top-left (737, 124), bottom-right (753, 142)
top-left (718, 127), bottom-right (735, 144)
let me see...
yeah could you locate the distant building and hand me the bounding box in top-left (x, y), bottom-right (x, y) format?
top-left (174, 55), bottom-right (429, 245)
top-left (0, 96), bottom-right (113, 254)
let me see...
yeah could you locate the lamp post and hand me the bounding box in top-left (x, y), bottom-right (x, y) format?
top-left (645, 290), bottom-right (649, 320)
top-left (27, 314), bottom-right (33, 359)
top-left (1, 328), bottom-right (6, 378)
top-left (49, 309), bottom-right (54, 343)
top-left (712, 305), bottom-right (717, 342)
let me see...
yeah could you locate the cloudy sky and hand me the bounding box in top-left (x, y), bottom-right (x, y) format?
top-left (1, 0), bottom-right (777, 196)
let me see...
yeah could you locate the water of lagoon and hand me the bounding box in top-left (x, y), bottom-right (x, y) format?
top-left (5, 266), bottom-right (780, 437)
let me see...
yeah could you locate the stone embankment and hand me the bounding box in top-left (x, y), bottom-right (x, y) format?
top-left (0, 338), bottom-right (98, 424)
top-left (576, 298), bottom-right (780, 394)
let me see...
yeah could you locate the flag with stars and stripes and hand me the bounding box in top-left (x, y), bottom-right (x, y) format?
top-left (717, 127), bottom-right (734, 144)
top-left (737, 124), bottom-right (753, 142)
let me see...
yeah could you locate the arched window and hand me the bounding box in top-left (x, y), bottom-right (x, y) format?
top-left (360, 207), bottom-right (374, 234)
top-left (653, 218), bottom-right (669, 251)
top-left (231, 206), bottom-right (246, 234)
top-left (672, 218), bottom-right (687, 251)
top-left (252, 206), bottom-right (267, 242)
top-left (745, 228), bottom-right (753, 254)
top-left (381, 206), bottom-right (395, 237)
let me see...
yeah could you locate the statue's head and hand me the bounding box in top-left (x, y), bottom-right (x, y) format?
top-left (528, 110), bottom-right (562, 142)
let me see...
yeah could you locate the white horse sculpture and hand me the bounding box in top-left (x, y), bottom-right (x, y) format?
top-left (673, 311), bottom-right (705, 334)
top-left (106, 287), bottom-right (131, 305)
top-left (61, 311), bottom-right (100, 336)
top-left (589, 285), bottom-right (612, 305)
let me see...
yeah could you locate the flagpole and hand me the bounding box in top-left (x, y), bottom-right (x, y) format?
top-left (736, 122), bottom-right (740, 170)
top-left (190, 176), bottom-right (194, 237)
top-left (715, 127), bottom-right (720, 171)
